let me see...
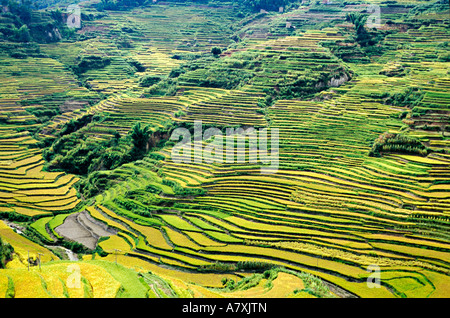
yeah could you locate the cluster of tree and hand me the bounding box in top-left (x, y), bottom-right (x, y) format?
top-left (75, 170), bottom-right (117, 198)
top-left (0, 0), bottom-right (32, 24)
top-left (198, 261), bottom-right (237, 272)
top-left (320, 40), bottom-right (371, 64)
top-left (46, 128), bottom-right (121, 176)
top-left (0, 238), bottom-right (13, 269)
top-left (196, 68), bottom-right (254, 89)
top-left (0, 40), bottom-right (41, 59)
top-left (127, 58), bottom-right (146, 72)
top-left (0, 0), bottom-right (77, 44)
top-left (45, 135), bottom-right (123, 175)
top-left (114, 196), bottom-right (156, 218)
top-left (379, 64), bottom-right (406, 77)
top-left (71, 55), bottom-right (112, 75)
top-left (25, 106), bottom-right (60, 123)
top-left (95, 0), bottom-right (148, 11)
top-left (383, 87), bottom-right (429, 119)
top-left (162, 179), bottom-right (206, 197)
top-left (274, 74), bottom-right (327, 100)
top-left (139, 75), bottom-right (162, 87)
top-left (0, 24), bottom-right (31, 42)
top-left (383, 87), bottom-right (424, 108)
top-left (58, 114), bottom-right (96, 136)
top-left (168, 53), bottom-right (256, 90)
top-left (144, 77), bottom-right (179, 96)
top-left (199, 260), bottom-right (275, 273)
top-left (235, 260), bottom-right (275, 271)
top-left (369, 132), bottom-right (429, 157)
top-left (0, 0), bottom-right (32, 43)
top-left (61, 240), bottom-right (88, 254)
top-left (44, 120), bottom-right (171, 197)
top-left (345, 12), bottom-right (375, 47)
top-left (211, 47), bottom-right (222, 56)
top-left (345, 11), bottom-right (394, 57)
top-left (220, 268), bottom-right (277, 291)
top-left (406, 0), bottom-right (449, 20)
top-left (170, 46), bottom-right (350, 100)
top-left (267, 67), bottom-right (350, 101)
top-left (129, 122), bottom-right (171, 158)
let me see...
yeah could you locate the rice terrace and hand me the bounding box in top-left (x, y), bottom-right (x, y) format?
top-left (0, 0), bottom-right (449, 302)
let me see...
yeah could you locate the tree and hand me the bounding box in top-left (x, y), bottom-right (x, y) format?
top-left (211, 46), bottom-right (222, 56)
top-left (6, 0), bottom-right (32, 24)
top-left (345, 12), bottom-right (372, 47)
top-left (0, 239), bottom-right (13, 269)
top-left (16, 24), bottom-right (31, 42)
top-left (130, 122), bottom-right (152, 152)
top-left (345, 13), bottom-right (367, 33)
top-left (139, 75), bottom-right (161, 87)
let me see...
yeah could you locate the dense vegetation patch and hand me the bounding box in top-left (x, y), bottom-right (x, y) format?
top-left (0, 238), bottom-right (13, 268)
top-left (218, 266), bottom-right (334, 298)
top-left (44, 120), bottom-right (171, 176)
top-left (199, 260), bottom-right (276, 273)
top-left (383, 87), bottom-right (425, 109)
top-left (0, 0), bottom-right (76, 44)
top-left (72, 55), bottom-right (112, 75)
top-left (369, 132), bottom-right (430, 157)
top-left (168, 44), bottom-right (351, 100)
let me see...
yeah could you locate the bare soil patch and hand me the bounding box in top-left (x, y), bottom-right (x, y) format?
top-left (55, 211), bottom-right (117, 250)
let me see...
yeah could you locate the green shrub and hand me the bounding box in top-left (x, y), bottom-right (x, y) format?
top-left (369, 132), bottom-right (429, 157)
top-left (10, 51), bottom-right (28, 59)
top-left (211, 46), bottom-right (222, 56)
top-left (59, 114), bottom-right (95, 136)
top-left (438, 53), bottom-right (450, 62)
top-left (236, 261), bottom-right (274, 271)
top-left (139, 75), bottom-right (162, 87)
top-left (62, 240), bottom-right (88, 253)
top-left (226, 279), bottom-right (235, 290)
top-left (162, 179), bottom-right (206, 197)
top-left (384, 87), bottom-right (424, 107)
top-left (198, 261), bottom-right (236, 272)
top-left (74, 55), bottom-right (111, 74)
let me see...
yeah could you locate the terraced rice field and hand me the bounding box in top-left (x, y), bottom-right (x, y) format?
top-left (0, 0), bottom-right (449, 299)
top-left (0, 129), bottom-right (83, 217)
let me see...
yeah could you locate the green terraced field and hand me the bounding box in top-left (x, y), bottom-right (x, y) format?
top-left (0, 0), bottom-right (449, 300)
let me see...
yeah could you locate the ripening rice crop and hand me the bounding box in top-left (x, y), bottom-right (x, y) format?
top-left (0, 220), bottom-right (58, 265)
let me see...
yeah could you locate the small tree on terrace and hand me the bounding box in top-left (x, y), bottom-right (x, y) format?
top-left (211, 46), bottom-right (222, 56)
top-left (345, 12), bottom-right (373, 47)
top-left (0, 239), bottom-right (13, 269)
top-left (16, 24), bottom-right (31, 42)
top-left (130, 122), bottom-right (151, 152)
